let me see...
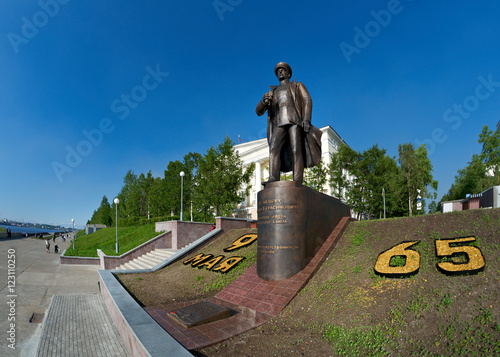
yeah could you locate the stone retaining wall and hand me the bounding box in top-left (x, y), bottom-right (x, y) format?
top-left (0, 232), bottom-right (25, 238)
top-left (99, 270), bottom-right (192, 356)
top-left (97, 231), bottom-right (172, 270)
top-left (60, 253), bottom-right (100, 265)
top-left (155, 221), bottom-right (213, 249)
top-left (216, 216), bottom-right (255, 231)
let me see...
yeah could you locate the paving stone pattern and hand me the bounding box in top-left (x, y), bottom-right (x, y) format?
top-left (146, 216), bottom-right (352, 350)
top-left (36, 295), bottom-right (130, 357)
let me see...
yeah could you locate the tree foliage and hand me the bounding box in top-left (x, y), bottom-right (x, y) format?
top-left (88, 137), bottom-right (253, 224)
top-left (398, 143), bottom-right (438, 216)
top-left (194, 136), bottom-right (255, 217)
top-left (88, 130), bottom-right (449, 223)
top-left (328, 142), bottom-right (437, 219)
top-left (328, 143), bottom-right (357, 202)
top-left (442, 125), bottom-right (500, 203)
top-left (87, 195), bottom-right (113, 226)
top-left (304, 159), bottom-right (328, 193)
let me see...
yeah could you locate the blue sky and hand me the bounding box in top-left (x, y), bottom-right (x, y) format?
top-left (1, 1), bottom-right (499, 228)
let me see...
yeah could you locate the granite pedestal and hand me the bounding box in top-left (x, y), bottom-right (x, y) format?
top-left (257, 181), bottom-right (350, 281)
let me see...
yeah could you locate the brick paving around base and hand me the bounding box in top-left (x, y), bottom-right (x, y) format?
top-left (146, 216), bottom-right (352, 351)
top-left (36, 295), bottom-right (130, 357)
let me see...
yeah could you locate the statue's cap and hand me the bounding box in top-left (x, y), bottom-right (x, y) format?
top-left (274, 62), bottom-right (292, 77)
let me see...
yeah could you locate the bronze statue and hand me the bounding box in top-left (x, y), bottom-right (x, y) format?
top-left (256, 62), bottom-right (322, 185)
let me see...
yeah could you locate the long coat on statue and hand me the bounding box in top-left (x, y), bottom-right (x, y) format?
top-left (258, 80), bottom-right (323, 173)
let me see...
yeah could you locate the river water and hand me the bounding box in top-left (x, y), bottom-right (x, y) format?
top-left (0, 224), bottom-right (67, 234)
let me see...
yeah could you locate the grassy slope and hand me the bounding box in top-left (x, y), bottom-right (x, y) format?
top-left (200, 208), bottom-right (500, 356)
top-left (118, 228), bottom-right (258, 306)
top-left (63, 224), bottom-right (158, 257)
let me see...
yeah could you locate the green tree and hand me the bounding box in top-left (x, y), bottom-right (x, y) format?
top-left (183, 152), bottom-right (203, 221)
top-left (346, 145), bottom-right (401, 219)
top-left (442, 154), bottom-right (486, 201)
top-left (195, 136), bottom-right (255, 218)
top-left (428, 200), bottom-right (439, 213)
top-left (328, 143), bottom-right (357, 202)
top-left (398, 143), bottom-right (438, 216)
top-left (304, 159), bottom-right (328, 193)
top-left (148, 177), bottom-right (165, 218)
top-left (88, 195), bottom-right (113, 226)
top-left (138, 171), bottom-right (154, 219)
top-left (478, 125), bottom-right (500, 188)
top-left (442, 125), bottom-right (500, 203)
top-left (163, 160), bottom-right (185, 217)
top-left (116, 170), bottom-right (141, 220)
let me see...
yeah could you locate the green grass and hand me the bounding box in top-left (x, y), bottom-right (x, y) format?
top-left (322, 324), bottom-right (389, 357)
top-left (63, 224), bottom-right (159, 257)
top-left (437, 294), bottom-right (453, 312)
top-left (389, 255), bottom-right (406, 267)
top-left (0, 227), bottom-right (6, 233)
top-left (407, 292), bottom-right (430, 318)
top-left (476, 307), bottom-right (493, 325)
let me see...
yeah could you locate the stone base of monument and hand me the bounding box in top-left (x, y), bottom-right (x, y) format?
top-left (144, 216), bottom-right (353, 350)
top-left (257, 181), bottom-right (351, 281)
top-left (168, 301), bottom-right (233, 329)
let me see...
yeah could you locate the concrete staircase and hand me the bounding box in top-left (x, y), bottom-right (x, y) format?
top-left (115, 249), bottom-right (177, 271)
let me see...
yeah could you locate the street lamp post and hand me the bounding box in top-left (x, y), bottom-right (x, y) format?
top-left (180, 171), bottom-right (185, 221)
top-left (114, 198), bottom-right (120, 254)
top-left (416, 189), bottom-right (422, 215)
top-left (71, 218), bottom-right (75, 249)
top-left (382, 188), bottom-right (386, 219)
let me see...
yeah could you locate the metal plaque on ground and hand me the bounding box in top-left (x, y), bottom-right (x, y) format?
top-left (168, 301), bottom-right (232, 328)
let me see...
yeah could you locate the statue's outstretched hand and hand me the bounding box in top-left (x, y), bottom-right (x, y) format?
top-left (262, 91), bottom-right (272, 106)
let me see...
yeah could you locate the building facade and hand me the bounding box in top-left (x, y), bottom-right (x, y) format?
top-left (234, 125), bottom-right (348, 219)
top-left (441, 185), bottom-right (500, 213)
top-left (85, 224), bottom-right (107, 235)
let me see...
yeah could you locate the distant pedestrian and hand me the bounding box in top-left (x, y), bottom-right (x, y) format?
top-left (53, 234), bottom-right (56, 243)
top-left (54, 245), bottom-right (59, 254)
top-left (7, 228), bottom-right (11, 238)
top-left (45, 239), bottom-right (50, 253)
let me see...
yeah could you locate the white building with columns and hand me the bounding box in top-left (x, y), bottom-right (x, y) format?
top-left (234, 125), bottom-right (349, 219)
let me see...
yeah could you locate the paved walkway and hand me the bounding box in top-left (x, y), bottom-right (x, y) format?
top-left (36, 295), bottom-right (129, 357)
top-left (0, 235), bottom-right (128, 357)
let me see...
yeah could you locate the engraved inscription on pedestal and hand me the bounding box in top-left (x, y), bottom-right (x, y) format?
top-left (257, 181), bottom-right (306, 281)
top-left (168, 301), bottom-right (232, 329)
top-left (257, 180), bottom-right (351, 281)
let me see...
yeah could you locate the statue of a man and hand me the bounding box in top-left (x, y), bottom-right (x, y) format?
top-left (256, 62), bottom-right (322, 185)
